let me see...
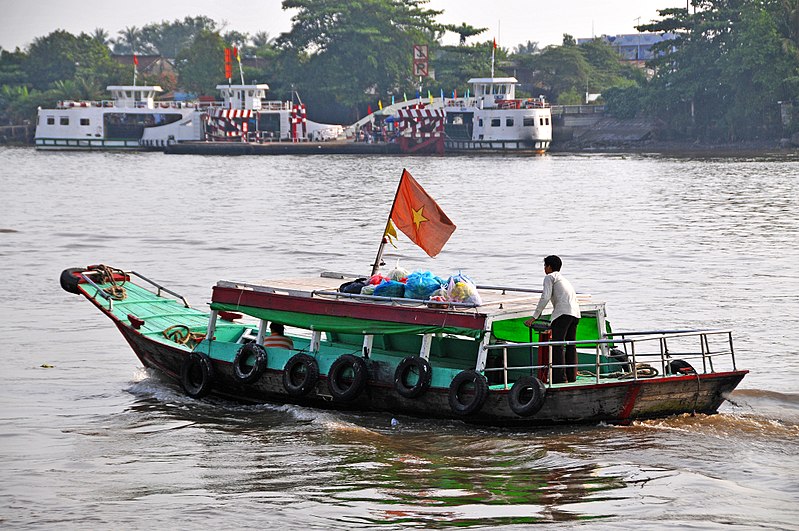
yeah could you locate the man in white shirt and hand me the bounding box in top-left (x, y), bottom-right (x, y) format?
top-left (524, 255), bottom-right (581, 383)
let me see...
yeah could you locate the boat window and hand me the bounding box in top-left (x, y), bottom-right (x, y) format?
top-left (80, 118), bottom-right (90, 126)
top-left (491, 118), bottom-right (501, 127)
top-left (47, 116), bottom-right (55, 125)
top-left (540, 117), bottom-right (544, 126)
top-left (478, 118), bottom-right (483, 127)
top-left (506, 118), bottom-right (514, 127)
top-left (60, 117), bottom-right (69, 126)
top-left (523, 117), bottom-right (535, 126)
top-left (546, 117), bottom-right (550, 125)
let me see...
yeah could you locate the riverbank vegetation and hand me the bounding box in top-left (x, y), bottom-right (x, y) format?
top-left (1, 0), bottom-right (797, 141)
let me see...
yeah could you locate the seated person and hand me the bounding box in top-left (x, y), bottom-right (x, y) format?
top-left (263, 322), bottom-right (294, 350)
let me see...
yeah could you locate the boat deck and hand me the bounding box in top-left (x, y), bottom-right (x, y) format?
top-left (216, 272), bottom-right (598, 321)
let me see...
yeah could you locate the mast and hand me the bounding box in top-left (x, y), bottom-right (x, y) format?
top-left (370, 171), bottom-right (406, 276)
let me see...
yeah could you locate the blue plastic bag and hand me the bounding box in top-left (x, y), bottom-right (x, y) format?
top-left (404, 270), bottom-right (445, 300)
top-left (373, 280), bottom-right (406, 298)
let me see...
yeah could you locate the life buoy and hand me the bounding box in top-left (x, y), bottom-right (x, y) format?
top-left (327, 354), bottom-right (368, 402)
top-left (667, 359), bottom-right (696, 375)
top-left (283, 353), bottom-right (319, 396)
top-left (394, 356), bottom-right (432, 398)
top-left (448, 370), bottom-right (488, 416)
top-left (233, 343), bottom-right (268, 384)
top-left (180, 352), bottom-right (215, 398)
top-left (508, 376), bottom-right (546, 417)
top-left (59, 267), bottom-right (84, 294)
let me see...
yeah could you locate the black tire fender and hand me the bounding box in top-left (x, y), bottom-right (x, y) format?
top-left (233, 343), bottom-right (268, 384)
top-left (283, 353), bottom-right (320, 396)
top-left (508, 375), bottom-right (547, 417)
top-left (668, 359), bottom-right (697, 375)
top-left (60, 268), bottom-right (84, 294)
top-left (448, 370), bottom-right (489, 416)
top-left (180, 352), bottom-right (215, 399)
top-left (394, 356), bottom-right (432, 399)
top-left (327, 354), bottom-right (368, 402)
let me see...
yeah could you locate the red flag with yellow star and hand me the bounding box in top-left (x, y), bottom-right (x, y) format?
top-left (390, 169), bottom-right (456, 257)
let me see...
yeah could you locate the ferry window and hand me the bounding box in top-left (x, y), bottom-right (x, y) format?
top-left (506, 118), bottom-right (514, 127)
top-left (523, 117), bottom-right (534, 126)
top-left (491, 118), bottom-right (501, 127)
top-left (80, 118), bottom-right (90, 126)
top-left (47, 116), bottom-right (55, 125)
top-left (60, 117), bottom-right (69, 126)
top-left (546, 117), bottom-right (550, 125)
top-left (478, 118), bottom-right (483, 127)
top-left (540, 117), bottom-right (544, 126)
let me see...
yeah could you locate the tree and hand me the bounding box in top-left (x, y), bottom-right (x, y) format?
top-left (445, 23), bottom-right (487, 45)
top-left (276, 0), bottom-right (444, 119)
top-left (640, 1), bottom-right (799, 140)
top-left (175, 29), bottom-right (226, 95)
top-left (91, 28), bottom-right (110, 47)
top-left (113, 26), bottom-right (147, 54)
top-left (25, 30), bottom-right (125, 90)
top-left (140, 17), bottom-right (218, 58)
top-left (529, 44), bottom-right (591, 100)
top-left (0, 48), bottom-right (27, 86)
top-left (433, 41), bottom-right (505, 95)
top-left (514, 41), bottom-right (539, 55)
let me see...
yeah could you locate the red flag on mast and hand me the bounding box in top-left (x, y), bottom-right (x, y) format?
top-left (224, 48), bottom-right (232, 79)
top-left (133, 54), bottom-right (139, 66)
top-left (390, 169), bottom-right (456, 257)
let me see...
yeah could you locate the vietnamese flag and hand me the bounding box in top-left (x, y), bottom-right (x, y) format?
top-left (390, 169), bottom-right (456, 257)
top-left (133, 54), bottom-right (139, 66)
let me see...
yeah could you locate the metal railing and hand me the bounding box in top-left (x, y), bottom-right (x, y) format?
top-left (80, 269), bottom-right (190, 311)
top-left (483, 328), bottom-right (736, 389)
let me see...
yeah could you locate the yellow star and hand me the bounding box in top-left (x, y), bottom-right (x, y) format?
top-left (412, 206), bottom-right (428, 230)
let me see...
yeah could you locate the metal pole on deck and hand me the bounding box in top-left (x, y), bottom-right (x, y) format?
top-left (370, 171), bottom-right (406, 276)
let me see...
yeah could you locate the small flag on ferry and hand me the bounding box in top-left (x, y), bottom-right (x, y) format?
top-left (390, 169), bottom-right (456, 258)
top-left (133, 54), bottom-right (139, 66)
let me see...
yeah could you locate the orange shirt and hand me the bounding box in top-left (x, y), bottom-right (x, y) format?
top-left (263, 334), bottom-right (294, 350)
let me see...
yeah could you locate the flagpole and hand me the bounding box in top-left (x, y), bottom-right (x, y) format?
top-left (491, 40), bottom-right (495, 79)
top-left (370, 170), bottom-right (406, 276)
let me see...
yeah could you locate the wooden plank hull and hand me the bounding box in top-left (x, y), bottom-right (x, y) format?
top-left (117, 322), bottom-right (745, 427)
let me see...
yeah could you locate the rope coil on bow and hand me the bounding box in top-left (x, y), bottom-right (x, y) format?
top-left (162, 324), bottom-right (206, 347)
top-left (91, 264), bottom-right (128, 300)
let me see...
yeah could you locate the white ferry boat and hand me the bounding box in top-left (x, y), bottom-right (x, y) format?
top-left (34, 85), bottom-right (203, 150)
top-left (441, 77), bottom-right (552, 153)
top-left (35, 84), bottom-right (342, 151)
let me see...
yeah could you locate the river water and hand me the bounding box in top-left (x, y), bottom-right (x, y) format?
top-left (1, 147), bottom-right (797, 529)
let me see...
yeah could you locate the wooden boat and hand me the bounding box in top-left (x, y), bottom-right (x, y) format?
top-left (59, 264), bottom-right (747, 427)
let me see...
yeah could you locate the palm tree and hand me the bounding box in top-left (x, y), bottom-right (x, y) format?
top-left (252, 31), bottom-right (273, 48)
top-left (91, 28), bottom-right (110, 47)
top-left (114, 26), bottom-right (142, 54)
top-left (446, 23), bottom-right (487, 46)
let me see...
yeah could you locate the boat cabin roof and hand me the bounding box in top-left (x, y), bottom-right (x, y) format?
top-left (209, 272), bottom-right (603, 341)
top-left (467, 77), bottom-right (519, 84)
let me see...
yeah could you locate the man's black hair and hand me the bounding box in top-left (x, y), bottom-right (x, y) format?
top-left (270, 322), bottom-right (285, 334)
top-left (544, 255), bottom-right (562, 271)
